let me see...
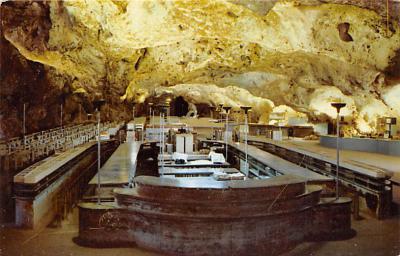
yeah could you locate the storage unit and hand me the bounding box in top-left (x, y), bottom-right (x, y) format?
top-left (176, 134), bottom-right (194, 153)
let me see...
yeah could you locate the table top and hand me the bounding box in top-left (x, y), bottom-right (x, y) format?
top-left (90, 141), bottom-right (141, 185)
top-left (159, 160), bottom-right (230, 168)
top-left (161, 167), bottom-right (239, 175)
top-left (130, 174), bottom-right (305, 190)
top-left (227, 140), bottom-right (332, 182)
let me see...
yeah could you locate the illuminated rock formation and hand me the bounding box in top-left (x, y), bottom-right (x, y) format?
top-left (1, 0), bottom-right (399, 138)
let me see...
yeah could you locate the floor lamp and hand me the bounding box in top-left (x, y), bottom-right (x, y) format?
top-left (240, 106), bottom-right (252, 176)
top-left (94, 98), bottom-right (106, 205)
top-left (331, 102), bottom-right (346, 199)
top-left (223, 106), bottom-right (232, 161)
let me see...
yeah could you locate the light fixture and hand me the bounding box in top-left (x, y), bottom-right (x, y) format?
top-left (74, 90), bottom-right (86, 124)
top-left (331, 102), bottom-right (346, 200)
top-left (93, 98), bottom-right (106, 205)
top-left (208, 105), bottom-right (215, 119)
top-left (148, 102), bottom-right (154, 139)
top-left (130, 101), bottom-right (136, 123)
top-left (165, 99), bottom-right (171, 123)
top-left (157, 104), bottom-right (169, 175)
top-left (218, 103), bottom-right (224, 122)
top-left (223, 106), bottom-right (232, 161)
top-left (240, 106), bottom-right (252, 177)
top-left (23, 103), bottom-right (26, 145)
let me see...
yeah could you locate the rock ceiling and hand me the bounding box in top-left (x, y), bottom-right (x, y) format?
top-left (1, 0), bottom-right (400, 137)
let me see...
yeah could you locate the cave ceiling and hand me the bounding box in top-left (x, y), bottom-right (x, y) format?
top-left (1, 0), bottom-right (400, 137)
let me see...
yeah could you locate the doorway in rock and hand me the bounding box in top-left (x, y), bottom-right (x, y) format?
top-left (174, 96), bottom-right (189, 117)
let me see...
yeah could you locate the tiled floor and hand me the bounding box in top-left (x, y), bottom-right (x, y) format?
top-left (1, 206), bottom-right (399, 256)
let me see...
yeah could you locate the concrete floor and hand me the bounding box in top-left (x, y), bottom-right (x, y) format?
top-left (1, 206), bottom-right (399, 256)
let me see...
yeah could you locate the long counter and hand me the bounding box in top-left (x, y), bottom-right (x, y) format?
top-left (249, 137), bottom-right (393, 179)
top-left (89, 141), bottom-right (142, 186)
top-left (246, 136), bottom-right (396, 219)
top-left (320, 135), bottom-right (400, 156)
top-left (14, 142), bottom-right (96, 184)
top-left (13, 140), bottom-right (118, 229)
top-left (201, 139), bottom-right (332, 183)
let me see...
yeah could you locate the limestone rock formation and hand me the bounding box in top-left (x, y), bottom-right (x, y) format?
top-left (1, 0), bottom-right (400, 138)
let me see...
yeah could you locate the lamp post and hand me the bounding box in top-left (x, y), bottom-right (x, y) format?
top-left (241, 106), bottom-right (252, 176)
top-left (166, 98), bottom-right (171, 124)
top-left (148, 102), bottom-right (153, 141)
top-left (60, 103), bottom-right (66, 150)
top-left (152, 104), bottom-right (155, 139)
top-left (94, 98), bottom-right (106, 205)
top-left (132, 102), bottom-right (136, 121)
top-left (233, 110), bottom-right (240, 142)
top-left (208, 105), bottom-right (215, 139)
top-left (79, 104), bottom-right (82, 124)
top-left (23, 103), bottom-right (26, 145)
top-left (148, 102), bottom-right (153, 120)
top-left (60, 104), bottom-right (63, 129)
top-left (209, 105), bottom-right (215, 119)
top-left (158, 104), bottom-right (168, 176)
top-left (234, 110), bottom-right (240, 125)
top-left (223, 106), bottom-right (231, 161)
top-left (131, 102), bottom-right (136, 141)
top-left (331, 102), bottom-right (346, 199)
top-left (74, 90), bottom-right (86, 124)
top-left (218, 103), bottom-right (223, 122)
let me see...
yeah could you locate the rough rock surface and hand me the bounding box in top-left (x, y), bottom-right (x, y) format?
top-left (1, 0), bottom-right (400, 138)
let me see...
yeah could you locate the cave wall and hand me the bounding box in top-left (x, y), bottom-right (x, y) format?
top-left (0, 1), bottom-right (62, 139)
top-left (0, 1), bottom-right (132, 139)
top-left (1, 0), bottom-right (400, 139)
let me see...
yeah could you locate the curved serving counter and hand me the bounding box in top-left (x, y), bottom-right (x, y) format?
top-left (78, 174), bottom-right (352, 256)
